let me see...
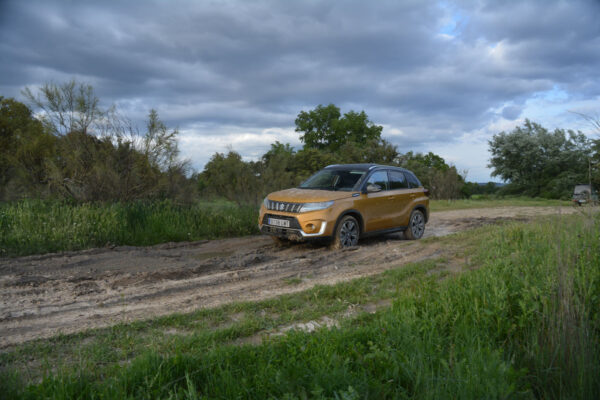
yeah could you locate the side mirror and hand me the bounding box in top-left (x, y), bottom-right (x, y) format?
top-left (366, 183), bottom-right (382, 193)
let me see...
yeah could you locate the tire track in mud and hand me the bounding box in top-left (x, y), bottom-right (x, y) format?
top-left (0, 206), bottom-right (576, 348)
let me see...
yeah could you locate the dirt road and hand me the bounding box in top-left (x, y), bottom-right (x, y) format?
top-left (0, 206), bottom-right (575, 348)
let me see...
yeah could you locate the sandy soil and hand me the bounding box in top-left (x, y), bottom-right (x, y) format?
top-left (0, 206), bottom-right (575, 348)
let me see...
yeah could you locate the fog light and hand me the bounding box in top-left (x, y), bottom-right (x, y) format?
top-left (303, 220), bottom-right (323, 234)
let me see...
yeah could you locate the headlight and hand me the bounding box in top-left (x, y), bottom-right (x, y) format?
top-left (298, 201), bottom-right (334, 213)
top-left (263, 197), bottom-right (269, 208)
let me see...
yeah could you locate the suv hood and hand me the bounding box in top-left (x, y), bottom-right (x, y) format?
top-left (267, 188), bottom-right (354, 203)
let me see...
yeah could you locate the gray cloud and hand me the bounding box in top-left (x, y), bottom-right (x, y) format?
top-left (501, 105), bottom-right (523, 120)
top-left (1, 0), bottom-right (599, 180)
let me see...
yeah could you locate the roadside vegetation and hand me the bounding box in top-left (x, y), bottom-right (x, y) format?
top-left (0, 196), bottom-right (572, 257)
top-left (0, 199), bottom-right (257, 257)
top-left (1, 211), bottom-right (598, 398)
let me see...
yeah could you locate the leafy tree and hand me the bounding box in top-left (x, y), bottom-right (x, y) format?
top-left (144, 109), bottom-right (180, 172)
top-left (335, 138), bottom-right (398, 165)
top-left (0, 97), bottom-right (56, 199)
top-left (291, 147), bottom-right (337, 181)
top-left (201, 151), bottom-right (262, 205)
top-left (295, 104), bottom-right (382, 151)
top-left (396, 151), bottom-right (465, 199)
top-left (488, 120), bottom-right (590, 198)
top-left (260, 142), bottom-right (299, 192)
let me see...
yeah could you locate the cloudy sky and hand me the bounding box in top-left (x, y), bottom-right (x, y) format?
top-left (1, 0), bottom-right (599, 181)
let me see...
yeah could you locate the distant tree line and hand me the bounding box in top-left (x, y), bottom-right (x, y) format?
top-left (3, 79), bottom-right (596, 205)
top-left (199, 103), bottom-right (468, 204)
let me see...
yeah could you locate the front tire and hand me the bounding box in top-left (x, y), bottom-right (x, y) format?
top-left (404, 209), bottom-right (425, 240)
top-left (332, 215), bottom-right (360, 249)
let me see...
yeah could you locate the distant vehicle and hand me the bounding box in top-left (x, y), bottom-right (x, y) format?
top-left (572, 184), bottom-right (598, 206)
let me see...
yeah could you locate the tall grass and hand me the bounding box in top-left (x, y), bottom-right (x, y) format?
top-left (1, 197), bottom-right (573, 257)
top-left (0, 199), bottom-right (259, 257)
top-left (2, 211), bottom-right (598, 399)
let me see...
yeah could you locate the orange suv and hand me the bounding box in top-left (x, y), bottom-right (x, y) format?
top-left (258, 164), bottom-right (430, 248)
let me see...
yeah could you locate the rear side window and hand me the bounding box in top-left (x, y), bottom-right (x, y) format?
top-left (388, 170), bottom-right (408, 189)
top-left (405, 172), bottom-right (421, 188)
top-left (366, 171), bottom-right (389, 190)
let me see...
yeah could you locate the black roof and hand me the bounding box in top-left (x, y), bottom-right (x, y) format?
top-left (324, 163), bottom-right (411, 173)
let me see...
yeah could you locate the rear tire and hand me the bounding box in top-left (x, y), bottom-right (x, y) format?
top-left (331, 215), bottom-right (360, 249)
top-left (404, 209), bottom-right (425, 240)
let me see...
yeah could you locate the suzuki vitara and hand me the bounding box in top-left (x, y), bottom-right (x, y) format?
top-left (258, 164), bottom-right (430, 248)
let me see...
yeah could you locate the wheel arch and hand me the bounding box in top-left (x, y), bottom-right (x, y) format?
top-left (334, 209), bottom-right (365, 234)
top-left (412, 205), bottom-right (429, 222)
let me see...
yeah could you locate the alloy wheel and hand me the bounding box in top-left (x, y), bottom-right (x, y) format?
top-left (410, 212), bottom-right (425, 239)
top-left (339, 219), bottom-right (359, 247)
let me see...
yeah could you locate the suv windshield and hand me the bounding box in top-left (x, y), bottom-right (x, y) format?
top-left (299, 169), bottom-right (366, 191)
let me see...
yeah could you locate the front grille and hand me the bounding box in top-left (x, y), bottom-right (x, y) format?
top-left (266, 200), bottom-right (303, 213)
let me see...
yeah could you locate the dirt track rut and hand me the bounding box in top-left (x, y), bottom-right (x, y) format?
top-left (0, 206), bottom-right (575, 347)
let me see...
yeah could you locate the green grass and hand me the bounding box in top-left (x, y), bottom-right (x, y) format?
top-left (1, 212), bottom-right (598, 399)
top-left (430, 195), bottom-right (571, 211)
top-left (0, 196), bottom-right (574, 257)
top-left (0, 199), bottom-right (259, 257)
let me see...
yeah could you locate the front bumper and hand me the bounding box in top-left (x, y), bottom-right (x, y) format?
top-left (258, 212), bottom-right (329, 240)
top-left (260, 222), bottom-right (328, 240)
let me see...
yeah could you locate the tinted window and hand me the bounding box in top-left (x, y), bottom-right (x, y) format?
top-left (388, 170), bottom-right (408, 190)
top-left (405, 172), bottom-right (421, 188)
top-left (366, 171), bottom-right (389, 190)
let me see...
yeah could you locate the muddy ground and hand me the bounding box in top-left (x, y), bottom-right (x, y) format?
top-left (0, 206), bottom-right (576, 348)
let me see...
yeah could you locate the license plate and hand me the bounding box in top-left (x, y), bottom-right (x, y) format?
top-left (268, 218), bottom-right (290, 228)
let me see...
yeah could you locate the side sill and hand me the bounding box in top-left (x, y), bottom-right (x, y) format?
top-left (361, 226), bottom-right (407, 238)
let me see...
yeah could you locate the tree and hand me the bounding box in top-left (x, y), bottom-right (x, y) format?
top-left (397, 151), bottom-right (464, 199)
top-left (22, 80), bottom-right (103, 136)
top-left (295, 104), bottom-right (382, 151)
top-left (571, 111), bottom-right (600, 188)
top-left (488, 120), bottom-right (590, 198)
top-left (201, 151), bottom-right (262, 205)
top-left (0, 97), bottom-right (56, 199)
top-left (143, 109), bottom-right (180, 172)
top-left (335, 138), bottom-right (398, 165)
top-left (259, 142), bottom-right (298, 192)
